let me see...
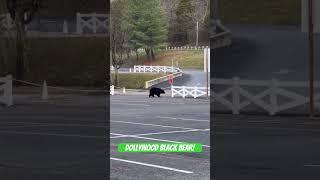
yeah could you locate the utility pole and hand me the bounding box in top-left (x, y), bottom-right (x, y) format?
top-left (205, 48), bottom-right (209, 98)
top-left (308, 0), bottom-right (315, 117)
top-left (196, 21), bottom-right (199, 46)
top-left (171, 59), bottom-right (173, 73)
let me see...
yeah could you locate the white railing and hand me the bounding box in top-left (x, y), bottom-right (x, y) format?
top-left (210, 20), bottom-right (232, 49)
top-left (110, 85), bottom-right (114, 95)
top-left (165, 46), bottom-right (209, 50)
top-left (110, 66), bottom-right (114, 71)
top-left (145, 72), bottom-right (183, 88)
top-left (133, 65), bottom-right (181, 73)
top-left (76, 13), bottom-right (108, 34)
top-left (0, 75), bottom-right (13, 106)
top-left (171, 86), bottom-right (210, 98)
top-left (213, 77), bottom-right (320, 115)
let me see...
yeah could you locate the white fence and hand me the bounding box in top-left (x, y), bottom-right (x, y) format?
top-left (145, 72), bottom-right (183, 88)
top-left (0, 75), bottom-right (13, 106)
top-left (110, 85), bottom-right (114, 95)
top-left (171, 86), bottom-right (210, 98)
top-left (133, 65), bottom-right (181, 73)
top-left (76, 13), bottom-right (108, 34)
top-left (213, 77), bottom-right (320, 115)
top-left (166, 46), bottom-right (209, 50)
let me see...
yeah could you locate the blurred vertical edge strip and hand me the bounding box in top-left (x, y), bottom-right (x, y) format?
top-left (209, 0), bottom-right (214, 180)
top-left (106, 1), bottom-right (111, 179)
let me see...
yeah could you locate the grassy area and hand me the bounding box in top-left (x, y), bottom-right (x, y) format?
top-left (0, 37), bottom-right (107, 87)
top-left (112, 73), bottom-right (166, 89)
top-left (144, 50), bottom-right (204, 69)
top-left (220, 0), bottom-right (301, 25)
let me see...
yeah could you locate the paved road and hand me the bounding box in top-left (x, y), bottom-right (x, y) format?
top-left (214, 114), bottom-right (320, 180)
top-left (0, 94), bottom-right (106, 180)
top-left (212, 24), bottom-right (320, 115)
top-left (110, 95), bottom-right (210, 180)
top-left (151, 69), bottom-right (208, 89)
top-left (181, 69), bottom-right (208, 87)
top-left (213, 24), bottom-right (320, 81)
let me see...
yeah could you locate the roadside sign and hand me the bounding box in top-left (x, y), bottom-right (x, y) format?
top-left (168, 74), bottom-right (173, 85)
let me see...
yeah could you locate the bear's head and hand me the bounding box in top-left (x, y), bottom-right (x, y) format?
top-left (160, 89), bottom-right (165, 94)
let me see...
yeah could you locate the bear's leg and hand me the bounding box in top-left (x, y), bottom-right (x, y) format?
top-left (156, 93), bottom-right (160, 97)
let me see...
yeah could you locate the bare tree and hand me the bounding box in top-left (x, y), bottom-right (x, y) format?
top-left (0, 1), bottom-right (10, 76)
top-left (110, 0), bottom-right (130, 87)
top-left (6, 0), bottom-right (42, 80)
top-left (160, 0), bottom-right (209, 46)
top-left (192, 0), bottom-right (209, 46)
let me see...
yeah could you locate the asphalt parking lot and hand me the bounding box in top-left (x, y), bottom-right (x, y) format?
top-left (110, 95), bottom-right (210, 180)
top-left (214, 114), bottom-right (320, 180)
top-left (0, 94), bottom-right (106, 180)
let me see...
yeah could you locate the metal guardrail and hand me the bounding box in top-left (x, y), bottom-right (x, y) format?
top-left (145, 72), bottom-right (183, 88)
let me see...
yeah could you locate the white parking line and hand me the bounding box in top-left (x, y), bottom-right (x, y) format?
top-left (111, 120), bottom-right (203, 130)
top-left (111, 129), bottom-right (209, 139)
top-left (304, 164), bottom-right (320, 167)
top-left (111, 157), bottom-right (193, 174)
top-left (0, 124), bottom-right (54, 129)
top-left (0, 130), bottom-right (105, 138)
top-left (156, 116), bottom-right (209, 122)
top-left (110, 135), bottom-right (129, 138)
top-left (111, 103), bottom-right (151, 107)
top-left (111, 100), bottom-right (185, 105)
top-left (0, 121), bottom-right (105, 128)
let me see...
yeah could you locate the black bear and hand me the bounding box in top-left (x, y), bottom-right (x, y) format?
top-left (149, 87), bottom-right (165, 97)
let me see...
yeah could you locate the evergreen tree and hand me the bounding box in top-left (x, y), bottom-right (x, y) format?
top-left (128, 0), bottom-right (168, 61)
top-left (175, 0), bottom-right (195, 45)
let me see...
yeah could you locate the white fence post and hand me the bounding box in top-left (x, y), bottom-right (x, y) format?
top-left (76, 13), bottom-right (82, 34)
top-left (270, 79), bottom-right (278, 115)
top-left (93, 13), bottom-right (97, 33)
top-left (63, 20), bottom-right (68, 34)
top-left (4, 75), bottom-right (13, 106)
top-left (182, 86), bottom-right (186, 98)
top-left (232, 77), bottom-right (240, 115)
top-left (110, 85), bottom-right (114, 95)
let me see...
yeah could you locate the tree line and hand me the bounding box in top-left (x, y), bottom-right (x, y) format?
top-left (110, 0), bottom-right (209, 86)
top-left (110, 0), bottom-right (168, 86)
